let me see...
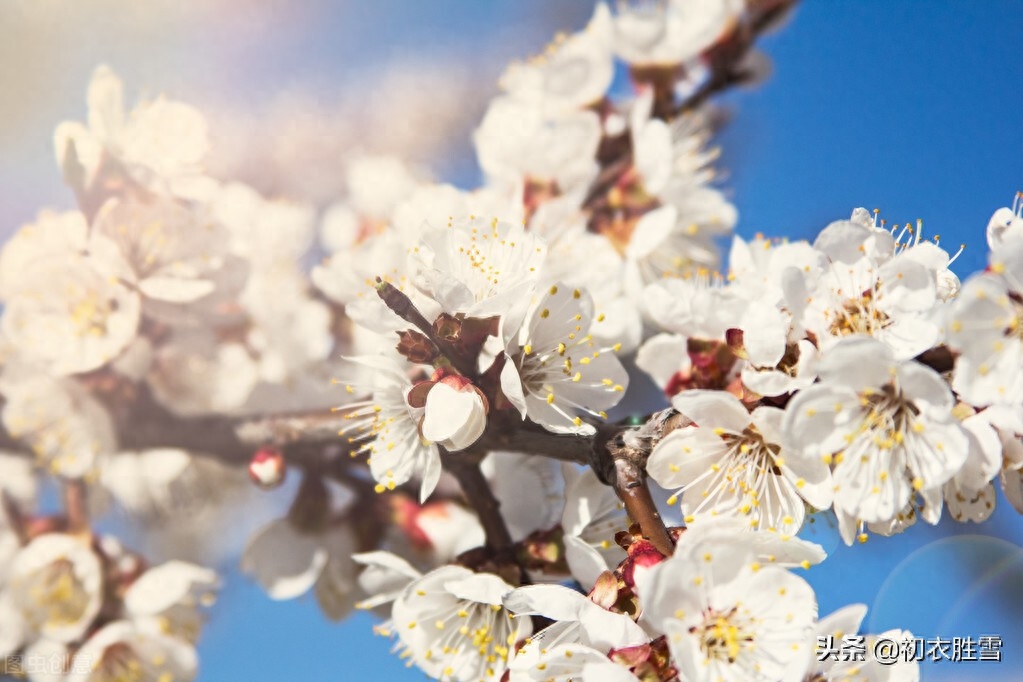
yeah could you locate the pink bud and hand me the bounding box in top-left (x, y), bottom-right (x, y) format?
top-left (437, 373), bottom-right (475, 392)
top-left (248, 447), bottom-right (286, 490)
top-left (621, 538), bottom-right (665, 588)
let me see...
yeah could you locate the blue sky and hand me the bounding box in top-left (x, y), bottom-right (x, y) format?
top-left (3, 1), bottom-right (1020, 680)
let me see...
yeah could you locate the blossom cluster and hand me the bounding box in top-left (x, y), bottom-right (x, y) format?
top-left (0, 0), bottom-right (1019, 681)
top-left (0, 466), bottom-right (218, 682)
top-left (359, 519), bottom-right (918, 682)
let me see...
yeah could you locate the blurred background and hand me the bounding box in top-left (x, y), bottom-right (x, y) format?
top-left (2, 1), bottom-right (1021, 680)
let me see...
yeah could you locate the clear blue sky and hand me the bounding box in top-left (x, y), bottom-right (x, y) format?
top-left (194, 3), bottom-right (1023, 681)
top-left (4, 1), bottom-right (1019, 680)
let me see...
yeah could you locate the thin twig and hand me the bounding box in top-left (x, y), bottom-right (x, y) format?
top-left (375, 279), bottom-right (478, 378)
top-left (443, 453), bottom-right (514, 555)
top-left (63, 480), bottom-right (89, 534)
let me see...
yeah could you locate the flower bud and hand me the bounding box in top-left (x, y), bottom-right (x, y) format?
top-left (418, 376), bottom-right (489, 451)
top-left (248, 446), bottom-right (286, 490)
top-left (620, 538), bottom-right (665, 589)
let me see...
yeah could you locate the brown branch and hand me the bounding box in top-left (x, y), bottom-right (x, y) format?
top-left (915, 345), bottom-right (955, 375)
top-left (375, 279), bottom-right (478, 378)
top-left (677, 0), bottom-right (799, 115)
top-left (601, 409), bottom-right (691, 557)
top-left (0, 380), bottom-right (683, 558)
top-left (613, 457), bottom-right (674, 557)
top-left (443, 453), bottom-right (515, 556)
top-left (63, 480), bottom-right (89, 534)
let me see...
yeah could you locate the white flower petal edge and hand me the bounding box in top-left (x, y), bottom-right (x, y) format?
top-left (388, 565), bottom-right (532, 682)
top-left (638, 532), bottom-right (817, 682)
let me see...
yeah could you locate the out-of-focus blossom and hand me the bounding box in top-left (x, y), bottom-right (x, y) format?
top-left (242, 480), bottom-right (359, 620)
top-left (1, 534), bottom-right (103, 652)
top-left (560, 466), bottom-right (627, 589)
top-left (66, 619), bottom-right (198, 682)
top-left (54, 65), bottom-right (210, 195)
top-left (1, 242), bottom-right (140, 376)
top-left (612, 0), bottom-right (743, 67)
top-left (0, 372), bottom-right (116, 478)
top-left (475, 97), bottom-right (601, 194)
top-left (123, 560), bottom-right (220, 643)
top-left (501, 4), bottom-right (614, 115)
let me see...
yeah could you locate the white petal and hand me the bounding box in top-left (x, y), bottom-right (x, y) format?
top-left (636, 333), bottom-right (688, 389)
top-left (241, 519), bottom-right (327, 600)
top-left (670, 390), bottom-right (750, 433)
top-left (816, 336), bottom-right (894, 392)
top-left (563, 535), bottom-right (610, 591)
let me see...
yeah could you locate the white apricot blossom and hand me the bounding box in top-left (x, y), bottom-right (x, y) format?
top-left (54, 64), bottom-right (209, 193)
top-left (509, 643), bottom-right (640, 682)
top-left (146, 329), bottom-right (258, 417)
top-left (647, 390), bottom-right (831, 534)
top-left (504, 584), bottom-right (648, 682)
top-left (985, 193), bottom-right (1023, 248)
top-left (638, 530), bottom-right (817, 682)
top-left (419, 377), bottom-right (488, 452)
top-left (482, 452), bottom-right (564, 542)
top-left (809, 604), bottom-right (920, 682)
top-left (946, 241), bottom-right (1023, 407)
top-left (336, 356), bottom-right (442, 501)
top-left (411, 217), bottom-right (548, 318)
top-left (1, 244), bottom-right (140, 376)
top-left (504, 583), bottom-right (648, 651)
top-left (0, 372), bottom-right (117, 478)
top-left (680, 517), bottom-right (827, 570)
top-left (501, 283), bottom-right (629, 435)
top-left (387, 566), bottom-right (532, 682)
top-left (784, 337), bottom-right (970, 544)
top-left (353, 551), bottom-right (423, 611)
top-left (474, 97), bottom-right (601, 193)
top-left (2, 534), bottom-right (103, 650)
top-left (0, 452), bottom-right (37, 527)
top-left (91, 197), bottom-right (233, 304)
top-left (124, 561), bottom-right (220, 643)
top-left (66, 619), bottom-right (198, 682)
top-left (612, 0), bottom-right (742, 67)
top-left (560, 465), bottom-right (628, 589)
top-left (800, 212), bottom-right (941, 360)
top-left (242, 516), bottom-right (359, 619)
top-left (100, 448), bottom-right (234, 519)
top-left (500, 4), bottom-right (614, 115)
top-left (0, 210), bottom-right (90, 298)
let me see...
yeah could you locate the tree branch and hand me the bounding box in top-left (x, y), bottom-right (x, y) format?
top-left (375, 279), bottom-right (478, 379)
top-left (678, 0), bottom-right (798, 115)
top-left (443, 453), bottom-right (515, 556)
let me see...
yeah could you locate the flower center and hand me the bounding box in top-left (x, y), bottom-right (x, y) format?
top-left (828, 289), bottom-right (890, 338)
top-left (69, 291), bottom-right (115, 337)
top-left (693, 607), bottom-right (755, 663)
top-left (18, 557), bottom-right (91, 628)
top-left (97, 642), bottom-right (146, 682)
top-left (854, 384), bottom-right (919, 451)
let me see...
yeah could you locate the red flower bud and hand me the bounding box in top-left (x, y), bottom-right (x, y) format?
top-left (248, 446), bottom-right (286, 490)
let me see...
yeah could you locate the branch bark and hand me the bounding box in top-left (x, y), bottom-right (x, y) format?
top-left (443, 453), bottom-right (515, 556)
